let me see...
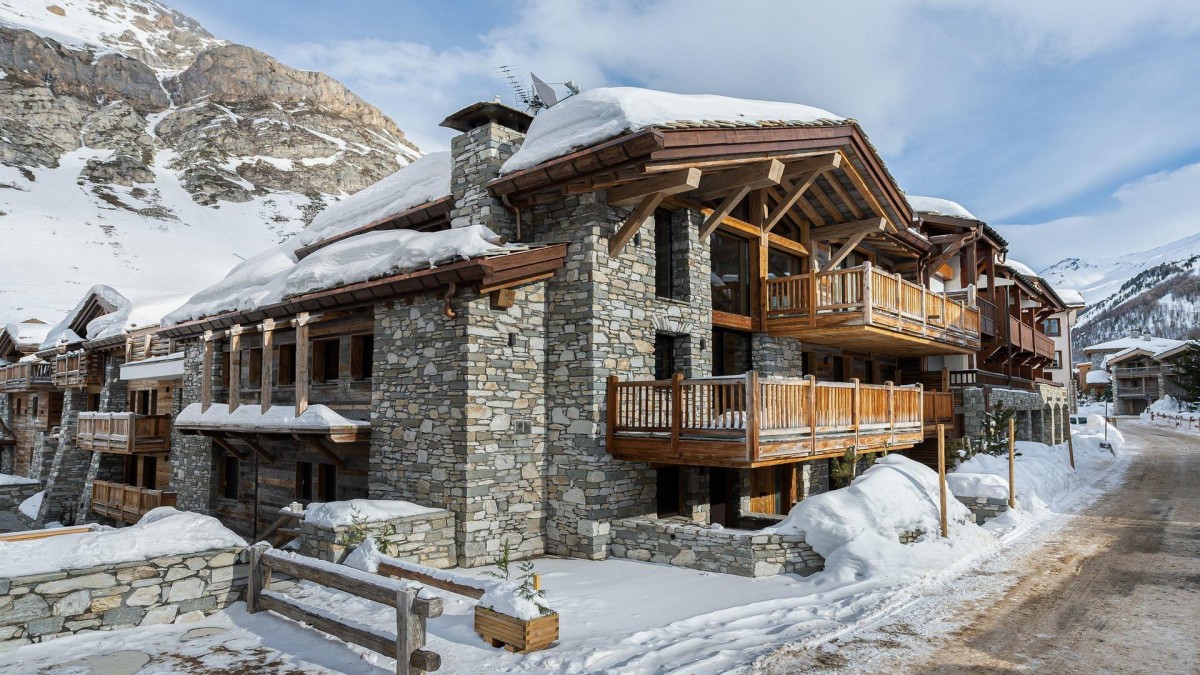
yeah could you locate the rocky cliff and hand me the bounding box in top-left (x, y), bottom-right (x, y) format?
top-left (0, 0), bottom-right (421, 319)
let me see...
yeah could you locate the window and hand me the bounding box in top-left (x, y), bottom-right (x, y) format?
top-left (654, 209), bottom-right (677, 299)
top-left (277, 344), bottom-right (296, 386)
top-left (296, 461), bottom-right (314, 501)
top-left (247, 348), bottom-right (263, 388)
top-left (656, 466), bottom-right (682, 518)
top-left (313, 339), bottom-right (341, 383)
top-left (654, 334), bottom-right (678, 380)
top-left (767, 249), bottom-right (804, 279)
top-left (318, 463), bottom-right (337, 502)
top-left (124, 455), bottom-right (138, 485)
top-left (712, 329), bottom-right (752, 376)
top-left (1052, 350), bottom-right (1062, 369)
top-left (350, 334), bottom-right (374, 381)
top-left (220, 349), bottom-right (231, 390)
top-left (710, 232), bottom-right (751, 316)
top-left (142, 456), bottom-right (157, 490)
top-left (220, 456), bottom-right (239, 499)
top-left (1042, 318), bottom-right (1061, 336)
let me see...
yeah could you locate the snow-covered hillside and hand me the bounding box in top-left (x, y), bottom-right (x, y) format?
top-left (1041, 231), bottom-right (1200, 306)
top-left (0, 0), bottom-right (421, 321)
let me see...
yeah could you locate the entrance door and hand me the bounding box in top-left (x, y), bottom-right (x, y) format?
top-left (749, 465), bottom-right (797, 515)
top-left (654, 334), bottom-right (677, 380)
top-left (709, 468), bottom-right (733, 527)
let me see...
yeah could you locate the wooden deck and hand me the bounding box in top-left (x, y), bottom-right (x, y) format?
top-left (606, 372), bottom-right (925, 468)
top-left (91, 480), bottom-right (177, 524)
top-left (0, 362), bottom-right (54, 392)
top-left (53, 352), bottom-right (102, 388)
top-left (76, 412), bottom-right (171, 454)
top-left (765, 263), bottom-right (981, 356)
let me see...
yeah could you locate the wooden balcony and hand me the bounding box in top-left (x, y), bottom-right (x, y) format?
top-left (606, 372), bottom-right (924, 468)
top-left (0, 361), bottom-right (54, 392)
top-left (91, 479), bottom-right (177, 524)
top-left (76, 412), bottom-right (171, 454)
top-left (54, 352), bottom-right (102, 388)
top-left (1114, 366), bottom-right (1163, 378)
top-left (923, 390), bottom-right (954, 437)
top-left (765, 263), bottom-right (981, 356)
top-left (1004, 317), bottom-right (1055, 361)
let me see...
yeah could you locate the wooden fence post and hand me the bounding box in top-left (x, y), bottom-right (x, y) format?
top-left (937, 423), bottom-right (948, 538)
top-left (1066, 422), bottom-right (1076, 470)
top-left (670, 372), bottom-right (683, 459)
top-left (745, 371), bottom-right (760, 462)
top-left (396, 588), bottom-right (417, 675)
top-left (1007, 417), bottom-right (1017, 509)
top-left (246, 542), bottom-right (271, 613)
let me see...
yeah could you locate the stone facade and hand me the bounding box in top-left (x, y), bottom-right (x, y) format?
top-left (299, 508), bottom-right (456, 567)
top-left (955, 495), bottom-right (1010, 524)
top-left (0, 395), bottom-right (11, 476)
top-left (33, 388), bottom-right (85, 526)
top-left (0, 480), bottom-right (40, 511)
top-left (961, 385), bottom-right (1070, 447)
top-left (170, 340), bottom-right (216, 515)
top-left (609, 517), bottom-right (823, 577)
top-left (0, 545), bottom-right (245, 648)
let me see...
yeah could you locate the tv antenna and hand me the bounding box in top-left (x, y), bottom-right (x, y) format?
top-left (496, 66), bottom-right (579, 113)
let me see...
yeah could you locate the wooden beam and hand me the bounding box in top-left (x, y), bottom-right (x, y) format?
top-left (811, 217), bottom-right (887, 242)
top-left (608, 193), bottom-right (665, 256)
top-left (295, 313), bottom-right (311, 416)
top-left (780, 153), bottom-right (841, 180)
top-left (699, 185), bottom-right (753, 240)
top-left (795, 195), bottom-right (827, 226)
top-left (241, 436), bottom-right (277, 464)
top-left (764, 156), bottom-right (840, 233)
top-left (809, 180), bottom-right (847, 223)
top-left (605, 167), bottom-right (701, 207)
top-left (294, 434), bottom-right (347, 469)
top-left (824, 172), bottom-right (865, 219)
top-left (821, 231), bottom-right (870, 272)
top-left (207, 433), bottom-right (248, 461)
top-left (924, 232), bottom-right (977, 280)
top-left (690, 159), bottom-right (784, 201)
top-left (260, 319), bottom-right (275, 412)
top-left (228, 325), bottom-right (244, 413)
top-left (201, 331), bottom-right (214, 413)
top-left (488, 288), bottom-right (516, 310)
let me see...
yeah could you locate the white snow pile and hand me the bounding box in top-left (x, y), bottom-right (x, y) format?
top-left (0, 507), bottom-right (246, 577)
top-left (304, 499), bottom-right (439, 528)
top-left (1145, 395), bottom-right (1192, 415)
top-left (345, 537), bottom-right (550, 620)
top-left (906, 195), bottom-right (979, 221)
top-left (949, 442), bottom-right (1079, 512)
top-left (175, 403), bottom-right (368, 432)
top-left (1071, 414), bottom-right (1126, 456)
top-left (18, 489), bottom-right (43, 519)
top-left (1086, 369), bottom-right (1111, 384)
top-left (2, 320), bottom-right (51, 348)
top-left (502, 87), bottom-right (844, 174)
top-left (1056, 287), bottom-right (1085, 307)
top-left (765, 455), bottom-right (993, 577)
top-left (0, 472), bottom-right (38, 486)
top-left (1003, 258), bottom-right (1040, 279)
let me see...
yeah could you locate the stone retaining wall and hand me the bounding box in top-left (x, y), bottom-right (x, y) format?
top-left (0, 545), bottom-right (246, 648)
top-left (609, 517), bottom-right (824, 577)
top-left (0, 481), bottom-right (40, 511)
top-left (299, 508), bottom-right (456, 568)
top-left (956, 495), bottom-right (1010, 524)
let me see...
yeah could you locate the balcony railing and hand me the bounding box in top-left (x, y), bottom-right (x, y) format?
top-left (91, 480), bottom-right (177, 524)
top-left (606, 372), bottom-right (924, 467)
top-left (1004, 317), bottom-right (1055, 361)
top-left (1117, 384), bottom-right (1160, 398)
top-left (765, 263), bottom-right (981, 354)
top-left (54, 352), bottom-right (102, 388)
top-left (1114, 366), bottom-right (1164, 378)
top-left (0, 362), bottom-right (54, 392)
top-left (76, 412), bottom-right (171, 454)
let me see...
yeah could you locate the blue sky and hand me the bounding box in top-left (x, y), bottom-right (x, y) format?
top-left (172, 0), bottom-right (1200, 271)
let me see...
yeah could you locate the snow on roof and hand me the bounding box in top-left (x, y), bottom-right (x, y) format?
top-left (501, 87), bottom-right (845, 175)
top-left (1002, 258), bottom-right (1040, 279)
top-left (175, 402), bottom-right (368, 434)
top-left (2, 319), bottom-right (51, 347)
top-left (0, 507), bottom-right (244, 578)
top-left (292, 152), bottom-right (452, 252)
top-left (1084, 335), bottom-right (1186, 355)
top-left (1055, 287), bottom-right (1085, 307)
top-left (906, 195), bottom-right (979, 221)
top-left (1086, 369), bottom-right (1111, 384)
top-left (39, 284), bottom-right (128, 348)
top-left (304, 499), bottom-right (440, 528)
top-left (1106, 346), bottom-right (1154, 365)
top-left (87, 292), bottom-right (193, 341)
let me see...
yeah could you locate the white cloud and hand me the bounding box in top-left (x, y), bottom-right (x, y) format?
top-left (999, 161), bottom-right (1200, 271)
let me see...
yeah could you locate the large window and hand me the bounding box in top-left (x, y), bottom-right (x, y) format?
top-left (711, 232), bottom-right (751, 316)
top-left (1052, 350), bottom-right (1062, 369)
top-left (767, 249), bottom-right (804, 279)
top-left (712, 329), bottom-right (752, 376)
top-left (1042, 318), bottom-right (1061, 336)
top-left (654, 209), bottom-right (678, 299)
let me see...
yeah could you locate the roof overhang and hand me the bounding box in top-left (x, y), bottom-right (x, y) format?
top-left (120, 353), bottom-right (185, 382)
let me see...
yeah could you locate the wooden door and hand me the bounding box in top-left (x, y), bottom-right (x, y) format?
top-left (749, 467), bottom-right (777, 514)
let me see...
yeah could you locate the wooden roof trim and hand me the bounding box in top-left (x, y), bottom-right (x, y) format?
top-left (488, 129), bottom-right (666, 199)
top-left (160, 245), bottom-right (568, 338)
top-left (293, 196), bottom-right (454, 260)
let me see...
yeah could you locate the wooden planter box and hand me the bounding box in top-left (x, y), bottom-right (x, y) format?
top-left (474, 606), bottom-right (559, 653)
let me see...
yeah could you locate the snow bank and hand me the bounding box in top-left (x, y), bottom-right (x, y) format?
top-left (0, 507), bottom-right (245, 577)
top-left (304, 499), bottom-right (439, 528)
top-left (1147, 395), bottom-right (1189, 414)
top-left (175, 403), bottom-right (368, 432)
top-left (0, 473), bottom-right (38, 486)
top-left (1070, 414), bottom-right (1126, 457)
top-left (950, 442), bottom-right (1078, 512)
top-left (502, 87), bottom-right (843, 174)
top-left (906, 195), bottom-right (979, 221)
top-left (1086, 369), bottom-right (1111, 384)
top-left (345, 538), bottom-right (549, 620)
top-left (18, 490), bottom-right (43, 519)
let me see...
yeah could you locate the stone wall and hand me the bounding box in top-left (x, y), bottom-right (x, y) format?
top-left (0, 395), bottom-right (11, 476)
top-left (0, 545), bottom-right (245, 648)
top-left (961, 387), bottom-right (1053, 443)
top-left (752, 333), bottom-right (806, 377)
top-left (299, 508), bottom-right (456, 568)
top-left (609, 517), bottom-right (823, 577)
top-left (170, 340), bottom-right (216, 516)
top-left (0, 481), bottom-right (40, 511)
top-left (955, 495), bottom-right (1010, 524)
top-left (34, 388), bottom-right (86, 526)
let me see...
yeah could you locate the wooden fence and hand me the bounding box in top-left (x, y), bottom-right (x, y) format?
top-left (1146, 411), bottom-right (1200, 431)
top-left (246, 543), bottom-right (442, 674)
top-left (91, 480), bottom-right (177, 524)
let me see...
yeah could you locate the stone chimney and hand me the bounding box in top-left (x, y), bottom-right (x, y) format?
top-left (1142, 330), bottom-right (1152, 341)
top-left (440, 101), bottom-right (534, 241)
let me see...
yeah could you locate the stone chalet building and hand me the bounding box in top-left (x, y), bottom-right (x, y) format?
top-left (1, 88), bottom-right (1075, 576)
top-left (1084, 333), bottom-right (1189, 414)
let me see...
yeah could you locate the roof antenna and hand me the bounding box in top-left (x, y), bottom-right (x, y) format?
top-left (497, 66), bottom-right (580, 114)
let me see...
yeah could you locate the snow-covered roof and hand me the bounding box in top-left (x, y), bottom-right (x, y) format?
top-left (1084, 335), bottom-right (1186, 356)
top-left (175, 403), bottom-right (369, 435)
top-left (1055, 287), bottom-right (1085, 307)
top-left (1106, 347), bottom-right (1155, 365)
top-left (1086, 370), bottom-right (1111, 385)
top-left (501, 87), bottom-right (845, 175)
top-left (1002, 258), bottom-right (1039, 279)
top-left (1152, 342), bottom-right (1192, 361)
top-left (906, 195), bottom-right (979, 221)
top-left (1, 319), bottom-right (51, 348)
top-left (39, 284), bottom-right (191, 348)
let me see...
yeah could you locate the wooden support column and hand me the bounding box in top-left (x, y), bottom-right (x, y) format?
top-left (228, 325), bottom-right (244, 413)
top-left (937, 423), bottom-right (948, 538)
top-left (260, 319), bottom-right (276, 412)
top-left (862, 260), bottom-right (873, 325)
top-left (745, 371), bottom-right (760, 463)
top-left (1007, 416), bottom-right (1017, 508)
top-left (295, 312), bottom-right (311, 416)
top-left (201, 330), bottom-right (214, 413)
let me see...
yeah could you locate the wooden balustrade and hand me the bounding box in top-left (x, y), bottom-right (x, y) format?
top-left (91, 479), bottom-right (177, 524)
top-left (53, 352), bottom-right (101, 387)
top-left (1114, 366), bottom-right (1164, 377)
top-left (0, 361), bottom-right (54, 392)
top-left (76, 412), bottom-right (170, 454)
top-left (764, 263), bottom-right (981, 354)
top-left (607, 372), bottom-right (925, 467)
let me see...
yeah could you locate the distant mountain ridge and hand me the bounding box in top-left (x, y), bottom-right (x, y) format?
top-left (0, 0), bottom-right (421, 320)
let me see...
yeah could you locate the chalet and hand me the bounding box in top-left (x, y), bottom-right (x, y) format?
top-left (1043, 288), bottom-right (1085, 392)
top-left (1085, 333), bottom-right (1189, 414)
top-left (2, 88), bottom-right (1080, 575)
top-left (0, 319), bottom-right (54, 477)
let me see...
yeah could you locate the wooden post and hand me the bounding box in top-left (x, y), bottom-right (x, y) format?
top-left (746, 371), bottom-right (759, 462)
top-left (886, 380), bottom-right (895, 442)
top-left (295, 313), bottom-right (311, 416)
top-left (1007, 416), bottom-right (1017, 509)
top-left (809, 268), bottom-right (818, 328)
top-left (851, 377), bottom-right (861, 451)
top-left (260, 319), bottom-right (276, 411)
top-left (228, 325), bottom-right (244, 413)
top-left (1066, 422), bottom-right (1076, 470)
top-left (937, 423), bottom-right (948, 538)
top-left (605, 374), bottom-right (618, 452)
top-left (862, 260), bottom-right (873, 326)
top-left (941, 367), bottom-right (950, 392)
top-left (201, 331), bottom-right (214, 413)
top-left (246, 542), bottom-right (271, 613)
top-left (807, 374), bottom-right (818, 451)
top-left (396, 588), bottom-right (421, 675)
top-left (670, 372), bottom-right (683, 459)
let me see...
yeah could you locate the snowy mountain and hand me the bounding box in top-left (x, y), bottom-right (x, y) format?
top-left (0, 0), bottom-right (421, 321)
top-left (1040, 231), bottom-right (1200, 352)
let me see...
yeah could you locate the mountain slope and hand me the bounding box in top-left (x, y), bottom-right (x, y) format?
top-left (0, 0), bottom-right (421, 321)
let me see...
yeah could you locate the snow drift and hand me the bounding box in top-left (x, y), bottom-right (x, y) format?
top-left (950, 442), bottom-right (1078, 512)
top-left (304, 499), bottom-right (439, 528)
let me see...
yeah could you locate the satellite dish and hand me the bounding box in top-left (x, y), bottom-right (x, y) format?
top-left (531, 72), bottom-right (558, 108)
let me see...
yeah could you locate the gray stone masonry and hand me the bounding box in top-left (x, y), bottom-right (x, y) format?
top-left (449, 122), bottom-right (524, 240)
top-left (0, 545), bottom-right (245, 648)
top-left (0, 395), bottom-right (11, 476)
top-left (0, 481), bottom-right (40, 511)
top-left (28, 429), bottom-right (56, 482)
top-left (752, 333), bottom-right (806, 377)
top-left (609, 517), bottom-right (823, 577)
top-left (299, 508), bottom-right (456, 567)
top-left (171, 340), bottom-right (216, 515)
top-left (955, 495), bottom-right (1010, 525)
top-left (962, 386), bottom-right (1069, 446)
top-left (34, 388), bottom-right (85, 526)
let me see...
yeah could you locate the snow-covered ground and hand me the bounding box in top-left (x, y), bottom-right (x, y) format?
top-left (0, 432), bottom-right (1128, 674)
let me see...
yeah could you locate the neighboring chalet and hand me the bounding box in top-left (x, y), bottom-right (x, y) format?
top-left (1085, 333), bottom-right (1189, 414)
top-left (0, 88), bottom-right (1078, 575)
top-left (0, 319), bottom-right (54, 477)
